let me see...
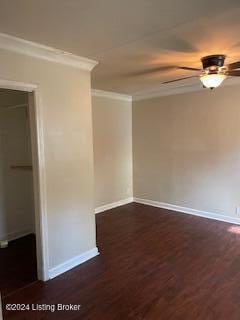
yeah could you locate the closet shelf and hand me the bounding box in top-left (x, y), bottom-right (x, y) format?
top-left (10, 165), bottom-right (32, 171)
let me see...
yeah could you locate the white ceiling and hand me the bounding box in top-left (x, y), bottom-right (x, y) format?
top-left (0, 0), bottom-right (240, 97)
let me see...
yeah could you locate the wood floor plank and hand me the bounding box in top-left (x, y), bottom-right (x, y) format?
top-left (2, 203), bottom-right (240, 319)
top-left (0, 234), bottom-right (37, 297)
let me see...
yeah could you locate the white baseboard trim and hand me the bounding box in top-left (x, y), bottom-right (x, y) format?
top-left (49, 247), bottom-right (99, 279)
top-left (133, 197), bottom-right (240, 226)
top-left (95, 197), bottom-right (133, 214)
top-left (0, 229), bottom-right (34, 242)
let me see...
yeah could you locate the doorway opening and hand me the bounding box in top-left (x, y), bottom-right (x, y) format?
top-left (0, 88), bottom-right (43, 297)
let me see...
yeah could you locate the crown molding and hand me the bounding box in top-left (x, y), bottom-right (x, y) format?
top-left (133, 76), bottom-right (240, 101)
top-left (92, 89), bottom-right (132, 102)
top-left (133, 83), bottom-right (202, 101)
top-left (0, 33), bottom-right (98, 71)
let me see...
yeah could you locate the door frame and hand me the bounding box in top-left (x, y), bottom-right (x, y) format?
top-left (0, 79), bottom-right (49, 281)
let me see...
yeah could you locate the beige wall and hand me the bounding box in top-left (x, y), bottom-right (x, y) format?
top-left (133, 85), bottom-right (240, 218)
top-left (0, 91), bottom-right (35, 241)
top-left (92, 95), bottom-right (132, 208)
top-left (0, 48), bottom-right (96, 271)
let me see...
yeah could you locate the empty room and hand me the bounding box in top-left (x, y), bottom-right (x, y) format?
top-left (0, 1), bottom-right (240, 319)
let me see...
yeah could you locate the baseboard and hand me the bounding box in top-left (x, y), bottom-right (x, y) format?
top-left (133, 197), bottom-right (240, 226)
top-left (0, 229), bottom-right (34, 242)
top-left (49, 247), bottom-right (99, 279)
top-left (95, 197), bottom-right (133, 214)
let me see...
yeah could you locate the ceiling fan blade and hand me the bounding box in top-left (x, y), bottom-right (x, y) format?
top-left (227, 61), bottom-right (240, 70)
top-left (162, 76), bottom-right (198, 84)
top-left (127, 66), bottom-right (177, 77)
top-left (178, 67), bottom-right (202, 71)
top-left (226, 70), bottom-right (240, 76)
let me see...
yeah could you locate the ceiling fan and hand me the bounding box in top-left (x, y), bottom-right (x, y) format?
top-left (162, 55), bottom-right (240, 89)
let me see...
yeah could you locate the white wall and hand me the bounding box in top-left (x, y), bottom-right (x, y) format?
top-left (92, 94), bottom-right (133, 209)
top-left (0, 90), bottom-right (35, 241)
top-left (0, 41), bottom-right (97, 275)
top-left (133, 85), bottom-right (240, 219)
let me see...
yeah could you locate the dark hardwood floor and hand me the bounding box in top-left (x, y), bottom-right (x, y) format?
top-left (3, 203), bottom-right (240, 319)
top-left (0, 234), bottom-right (38, 297)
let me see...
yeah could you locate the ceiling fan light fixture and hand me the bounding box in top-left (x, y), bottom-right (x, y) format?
top-left (200, 73), bottom-right (226, 89)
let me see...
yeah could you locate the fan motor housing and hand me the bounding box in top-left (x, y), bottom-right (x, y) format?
top-left (201, 55), bottom-right (226, 69)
